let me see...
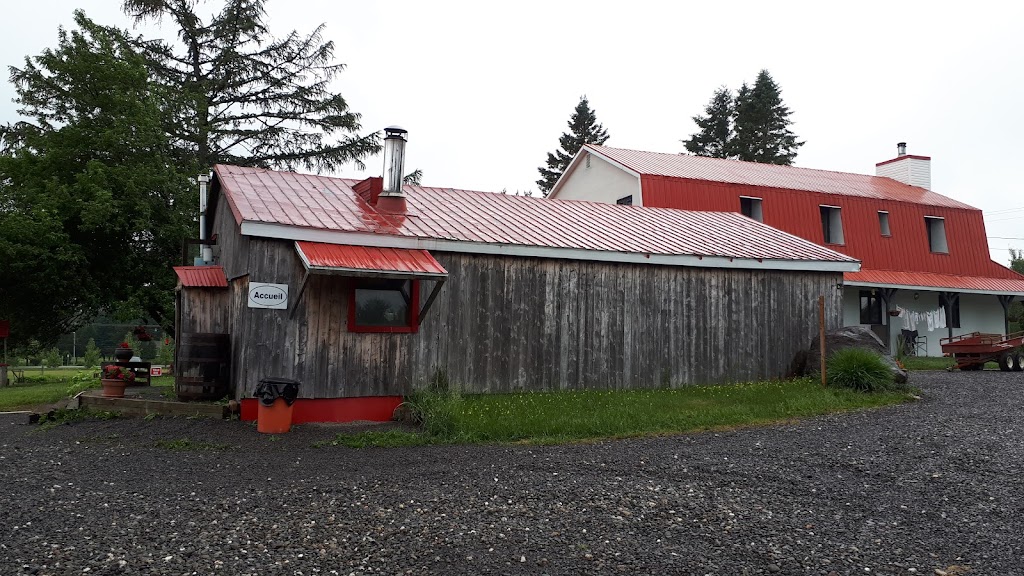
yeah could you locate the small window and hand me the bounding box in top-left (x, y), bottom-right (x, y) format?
top-left (740, 197), bottom-right (763, 222)
top-left (938, 292), bottom-right (961, 328)
top-left (349, 279), bottom-right (419, 333)
top-left (859, 290), bottom-right (882, 324)
top-left (616, 195), bottom-right (633, 205)
top-left (820, 205), bottom-right (844, 244)
top-left (925, 216), bottom-right (948, 253)
top-left (878, 211), bottom-right (891, 236)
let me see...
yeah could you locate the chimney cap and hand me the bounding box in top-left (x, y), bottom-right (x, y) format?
top-left (384, 126), bottom-right (408, 139)
top-left (897, 142), bottom-right (907, 156)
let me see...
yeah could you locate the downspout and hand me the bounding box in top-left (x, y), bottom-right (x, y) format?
top-left (198, 173), bottom-right (213, 264)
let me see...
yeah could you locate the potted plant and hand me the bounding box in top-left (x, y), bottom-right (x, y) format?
top-left (100, 364), bottom-right (136, 398)
top-left (113, 341), bottom-right (134, 362)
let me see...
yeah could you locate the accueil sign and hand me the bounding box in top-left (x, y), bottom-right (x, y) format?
top-left (248, 282), bottom-right (288, 309)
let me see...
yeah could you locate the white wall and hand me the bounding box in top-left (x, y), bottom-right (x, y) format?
top-left (842, 286), bottom-right (1007, 356)
top-left (553, 152), bottom-right (641, 205)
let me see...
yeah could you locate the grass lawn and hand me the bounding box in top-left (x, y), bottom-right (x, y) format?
top-left (0, 369), bottom-right (174, 411)
top-left (320, 378), bottom-right (915, 448)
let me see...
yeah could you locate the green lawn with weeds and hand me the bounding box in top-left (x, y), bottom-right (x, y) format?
top-left (0, 371), bottom-right (175, 411)
top-left (37, 407), bottom-right (120, 430)
top-left (319, 377), bottom-right (916, 448)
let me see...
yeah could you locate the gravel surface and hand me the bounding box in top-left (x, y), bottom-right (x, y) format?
top-left (1, 371), bottom-right (1022, 575)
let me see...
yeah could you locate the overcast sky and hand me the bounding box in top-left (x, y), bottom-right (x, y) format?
top-left (2, 1), bottom-right (1022, 264)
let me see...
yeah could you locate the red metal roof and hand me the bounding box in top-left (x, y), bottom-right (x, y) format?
top-left (213, 165), bottom-right (858, 267)
top-left (296, 242), bottom-right (447, 277)
top-left (845, 269), bottom-right (1024, 295)
top-left (174, 266), bottom-right (228, 288)
top-left (584, 145), bottom-right (975, 210)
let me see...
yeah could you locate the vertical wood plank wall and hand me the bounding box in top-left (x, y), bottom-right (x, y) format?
top-left (177, 288), bottom-right (230, 334)
top-left (205, 229), bottom-right (843, 398)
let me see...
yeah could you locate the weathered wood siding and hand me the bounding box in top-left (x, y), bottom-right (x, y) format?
top-left (177, 288), bottom-right (230, 334)
top-left (206, 233), bottom-right (843, 399)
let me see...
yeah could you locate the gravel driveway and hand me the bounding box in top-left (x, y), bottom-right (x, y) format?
top-left (1, 371), bottom-right (1022, 575)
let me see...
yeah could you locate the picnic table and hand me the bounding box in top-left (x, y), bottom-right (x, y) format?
top-left (101, 361), bottom-right (153, 386)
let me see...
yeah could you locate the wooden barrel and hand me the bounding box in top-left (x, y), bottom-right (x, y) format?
top-left (175, 332), bottom-right (230, 401)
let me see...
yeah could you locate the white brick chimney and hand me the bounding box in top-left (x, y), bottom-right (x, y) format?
top-left (875, 142), bottom-right (931, 189)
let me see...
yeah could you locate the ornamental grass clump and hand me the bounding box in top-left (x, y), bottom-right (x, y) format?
top-left (826, 348), bottom-right (894, 392)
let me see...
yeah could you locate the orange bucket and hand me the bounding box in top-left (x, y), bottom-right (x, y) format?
top-left (257, 397), bottom-right (294, 434)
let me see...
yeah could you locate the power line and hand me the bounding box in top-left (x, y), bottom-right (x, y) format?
top-left (988, 236), bottom-right (1024, 240)
top-left (983, 206), bottom-right (1024, 215)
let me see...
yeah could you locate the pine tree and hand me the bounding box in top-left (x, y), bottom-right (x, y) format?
top-left (122, 0), bottom-right (380, 171)
top-left (728, 70), bottom-right (803, 165)
top-left (83, 338), bottom-right (101, 369)
top-left (537, 96), bottom-right (610, 196)
top-left (682, 86), bottom-right (733, 158)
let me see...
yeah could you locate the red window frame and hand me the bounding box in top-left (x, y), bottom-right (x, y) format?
top-left (347, 279), bottom-right (420, 333)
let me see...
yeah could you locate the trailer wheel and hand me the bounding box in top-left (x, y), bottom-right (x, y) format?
top-left (1013, 354), bottom-right (1024, 372)
top-left (998, 352), bottom-right (1013, 372)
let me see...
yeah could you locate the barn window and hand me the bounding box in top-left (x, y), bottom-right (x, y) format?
top-left (878, 211), bottom-right (891, 236)
top-left (925, 216), bottom-right (948, 253)
top-left (616, 195), bottom-right (633, 205)
top-left (740, 197), bottom-right (763, 222)
top-left (859, 290), bottom-right (882, 324)
top-left (820, 205), bottom-right (844, 244)
top-left (349, 279), bottom-right (420, 333)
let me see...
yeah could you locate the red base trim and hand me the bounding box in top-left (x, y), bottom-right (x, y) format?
top-left (240, 396), bottom-right (403, 424)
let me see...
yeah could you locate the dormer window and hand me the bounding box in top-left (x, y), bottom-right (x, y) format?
top-left (878, 211), bottom-right (891, 237)
top-left (819, 205), bottom-right (844, 245)
top-left (740, 197), bottom-right (763, 222)
top-left (925, 217), bottom-right (948, 253)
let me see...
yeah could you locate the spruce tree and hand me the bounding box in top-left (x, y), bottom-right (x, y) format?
top-left (728, 70), bottom-right (803, 165)
top-left (682, 86), bottom-right (733, 158)
top-left (122, 0), bottom-right (380, 171)
top-left (537, 96), bottom-right (610, 196)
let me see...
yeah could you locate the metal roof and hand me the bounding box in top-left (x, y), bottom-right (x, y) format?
top-left (295, 242), bottom-right (448, 278)
top-left (582, 145), bottom-right (976, 210)
top-left (173, 265), bottom-right (228, 288)
top-left (845, 269), bottom-right (1024, 296)
top-left (214, 165), bottom-right (858, 272)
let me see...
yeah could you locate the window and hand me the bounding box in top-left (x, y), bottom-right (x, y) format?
top-left (349, 279), bottom-right (420, 333)
top-left (820, 205), bottom-right (844, 244)
top-left (878, 211), bottom-right (891, 236)
top-left (616, 195), bottom-right (633, 206)
top-left (925, 216), bottom-right (948, 253)
top-left (859, 290), bottom-right (882, 324)
top-left (740, 197), bottom-right (763, 222)
top-left (938, 293), bottom-right (961, 328)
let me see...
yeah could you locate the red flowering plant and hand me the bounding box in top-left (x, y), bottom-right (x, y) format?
top-left (102, 365), bottom-right (136, 383)
top-left (117, 342), bottom-right (132, 349)
top-left (132, 326), bottom-right (153, 342)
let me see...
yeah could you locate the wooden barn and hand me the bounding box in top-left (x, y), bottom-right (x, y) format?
top-left (174, 131), bottom-right (859, 423)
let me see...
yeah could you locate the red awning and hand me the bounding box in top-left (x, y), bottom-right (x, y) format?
top-left (845, 269), bottom-right (1024, 296)
top-left (294, 242), bottom-right (448, 279)
top-left (173, 265), bottom-right (228, 288)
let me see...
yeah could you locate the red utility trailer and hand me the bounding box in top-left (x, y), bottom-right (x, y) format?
top-left (940, 331), bottom-right (1024, 371)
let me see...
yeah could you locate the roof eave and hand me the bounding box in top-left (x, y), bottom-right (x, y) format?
top-left (241, 221), bottom-right (859, 273)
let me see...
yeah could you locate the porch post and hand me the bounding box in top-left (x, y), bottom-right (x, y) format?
top-left (879, 288), bottom-right (899, 354)
top-left (997, 295), bottom-right (1015, 335)
top-left (939, 291), bottom-right (959, 341)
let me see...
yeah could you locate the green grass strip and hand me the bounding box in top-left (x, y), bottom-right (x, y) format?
top-left (319, 377), bottom-right (915, 448)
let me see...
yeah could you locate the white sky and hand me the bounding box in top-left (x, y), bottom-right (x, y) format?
top-left (2, 0), bottom-right (1022, 265)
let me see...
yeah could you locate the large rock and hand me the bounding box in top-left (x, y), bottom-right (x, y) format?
top-left (804, 326), bottom-right (908, 384)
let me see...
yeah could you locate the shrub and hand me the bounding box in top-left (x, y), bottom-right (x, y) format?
top-left (826, 348), bottom-right (894, 392)
top-left (42, 347), bottom-right (62, 368)
top-left (82, 338), bottom-right (101, 369)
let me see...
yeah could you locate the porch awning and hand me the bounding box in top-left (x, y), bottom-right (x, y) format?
top-left (173, 265), bottom-right (228, 288)
top-left (294, 242), bottom-right (447, 279)
top-left (845, 269), bottom-right (1024, 297)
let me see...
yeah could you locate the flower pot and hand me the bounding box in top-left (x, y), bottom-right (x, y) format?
top-left (101, 378), bottom-right (128, 398)
top-left (114, 348), bottom-right (133, 362)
